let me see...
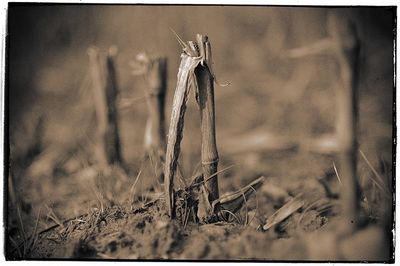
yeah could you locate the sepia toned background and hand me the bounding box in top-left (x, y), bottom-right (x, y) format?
top-left (7, 5), bottom-right (394, 260)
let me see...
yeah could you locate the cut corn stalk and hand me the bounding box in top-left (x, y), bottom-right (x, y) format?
top-left (131, 53), bottom-right (168, 182)
top-left (195, 34), bottom-right (221, 220)
top-left (164, 32), bottom-right (226, 219)
top-left (165, 32), bottom-right (263, 223)
top-left (164, 38), bottom-right (204, 218)
top-left (285, 12), bottom-right (362, 234)
top-left (87, 46), bottom-right (122, 168)
top-left (329, 13), bottom-right (361, 233)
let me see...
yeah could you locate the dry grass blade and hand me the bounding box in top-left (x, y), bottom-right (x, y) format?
top-left (9, 236), bottom-right (22, 258)
top-left (379, 156), bottom-right (392, 192)
top-left (11, 212), bottom-right (91, 256)
top-left (297, 199), bottom-right (322, 225)
top-left (84, 174), bottom-right (106, 213)
top-left (11, 206), bottom-right (43, 257)
top-left (263, 194), bottom-right (305, 231)
top-left (316, 201), bottom-right (337, 214)
top-left (28, 206), bottom-right (42, 253)
top-left (219, 209), bottom-right (241, 224)
top-left (359, 149), bottom-right (390, 195)
top-left (204, 164), bottom-right (235, 184)
top-left (190, 164), bottom-right (235, 188)
top-left (45, 204), bottom-right (63, 228)
top-left (176, 162), bottom-right (188, 189)
top-left (244, 186), bottom-right (259, 228)
top-left (217, 176), bottom-right (265, 214)
top-left (16, 205), bottom-right (27, 255)
top-left (332, 162), bottom-right (343, 186)
top-left (129, 157), bottom-right (147, 202)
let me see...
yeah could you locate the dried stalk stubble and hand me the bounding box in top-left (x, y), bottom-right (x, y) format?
top-left (164, 52), bottom-right (203, 218)
top-left (132, 53), bottom-right (168, 182)
top-left (87, 47), bottom-right (123, 169)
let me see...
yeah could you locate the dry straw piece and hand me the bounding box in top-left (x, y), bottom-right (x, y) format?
top-left (263, 194), bottom-right (305, 231)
